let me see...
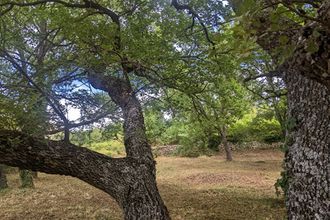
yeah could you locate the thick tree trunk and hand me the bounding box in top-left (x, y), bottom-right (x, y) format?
top-left (19, 168), bottom-right (34, 188)
top-left (0, 130), bottom-right (170, 219)
top-left (0, 164), bottom-right (8, 189)
top-left (88, 73), bottom-right (170, 219)
top-left (0, 70), bottom-right (170, 219)
top-left (121, 171), bottom-right (170, 219)
top-left (228, 1), bottom-right (330, 218)
top-left (284, 71), bottom-right (330, 219)
top-left (220, 127), bottom-right (232, 161)
top-left (118, 92), bottom-right (168, 219)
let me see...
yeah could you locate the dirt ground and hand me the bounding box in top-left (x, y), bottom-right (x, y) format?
top-left (0, 149), bottom-right (286, 220)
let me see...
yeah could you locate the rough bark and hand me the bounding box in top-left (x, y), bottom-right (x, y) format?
top-left (0, 1), bottom-right (171, 219)
top-left (0, 164), bottom-right (8, 189)
top-left (284, 71), bottom-right (330, 219)
top-left (229, 1), bottom-right (330, 218)
top-left (87, 72), bottom-right (170, 219)
top-left (19, 168), bottom-right (34, 188)
top-left (220, 127), bottom-right (233, 161)
top-left (0, 130), bottom-right (170, 219)
top-left (0, 69), bottom-right (170, 219)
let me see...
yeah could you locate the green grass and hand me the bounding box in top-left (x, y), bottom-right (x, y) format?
top-left (0, 149), bottom-right (286, 219)
top-left (86, 140), bottom-right (125, 157)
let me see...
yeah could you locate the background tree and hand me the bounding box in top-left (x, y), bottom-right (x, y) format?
top-left (241, 54), bottom-right (287, 138)
top-left (0, 1), bottom-right (327, 219)
top-left (201, 78), bottom-right (250, 161)
top-left (168, 74), bottom-right (251, 160)
top-left (0, 0), bottom-right (227, 218)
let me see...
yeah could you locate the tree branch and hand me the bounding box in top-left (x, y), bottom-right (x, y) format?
top-left (47, 111), bottom-right (120, 135)
top-left (0, 0), bottom-right (119, 23)
top-left (171, 0), bottom-right (214, 45)
top-left (243, 70), bottom-right (283, 82)
top-left (229, 0), bottom-right (330, 90)
top-left (0, 50), bottom-right (71, 141)
top-left (0, 129), bottom-right (130, 203)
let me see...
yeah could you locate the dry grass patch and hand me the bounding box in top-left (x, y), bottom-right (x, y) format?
top-left (0, 174), bottom-right (122, 220)
top-left (184, 172), bottom-right (264, 186)
top-left (0, 149), bottom-right (286, 219)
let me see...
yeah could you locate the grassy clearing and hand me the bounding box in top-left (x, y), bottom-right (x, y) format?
top-left (0, 149), bottom-right (285, 220)
top-left (84, 139), bottom-right (125, 157)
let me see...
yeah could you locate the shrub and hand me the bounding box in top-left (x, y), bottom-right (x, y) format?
top-left (207, 135), bottom-right (221, 151)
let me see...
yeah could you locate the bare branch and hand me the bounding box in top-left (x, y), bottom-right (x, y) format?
top-left (243, 70), bottom-right (282, 82)
top-left (0, 0), bottom-right (119, 24)
top-left (47, 111), bottom-right (120, 135)
top-left (0, 49), bottom-right (71, 140)
top-left (171, 0), bottom-right (215, 45)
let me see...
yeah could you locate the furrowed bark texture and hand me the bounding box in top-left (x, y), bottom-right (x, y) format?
top-left (0, 130), bottom-right (169, 219)
top-left (0, 1), bottom-right (171, 219)
top-left (229, 1), bottom-right (330, 219)
top-left (284, 71), bottom-right (330, 219)
top-left (0, 70), bottom-right (170, 219)
top-left (267, 24), bottom-right (330, 220)
top-left (88, 73), bottom-right (170, 219)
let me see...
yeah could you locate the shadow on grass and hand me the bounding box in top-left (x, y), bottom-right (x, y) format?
top-left (1, 171), bottom-right (285, 220)
top-left (160, 183), bottom-right (286, 220)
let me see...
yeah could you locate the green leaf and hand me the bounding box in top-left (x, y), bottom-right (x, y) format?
top-left (237, 0), bottom-right (256, 14)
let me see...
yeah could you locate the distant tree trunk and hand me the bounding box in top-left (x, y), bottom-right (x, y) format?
top-left (266, 77), bottom-right (286, 138)
top-left (0, 164), bottom-right (8, 189)
top-left (31, 171), bottom-right (38, 179)
top-left (19, 168), bottom-right (34, 188)
top-left (220, 126), bottom-right (232, 161)
top-left (284, 70), bottom-right (329, 219)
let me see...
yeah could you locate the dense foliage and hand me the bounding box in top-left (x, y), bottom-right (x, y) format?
top-left (0, 0), bottom-right (328, 219)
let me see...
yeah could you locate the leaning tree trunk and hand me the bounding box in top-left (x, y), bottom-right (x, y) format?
top-left (220, 127), bottom-right (232, 161)
top-left (0, 130), bottom-right (170, 219)
top-left (88, 73), bottom-right (170, 219)
top-left (0, 71), bottom-right (171, 219)
top-left (120, 95), bottom-right (167, 218)
top-left (0, 164), bottom-right (8, 189)
top-left (284, 70), bottom-right (329, 219)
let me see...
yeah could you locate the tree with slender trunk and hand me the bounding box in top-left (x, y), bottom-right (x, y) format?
top-left (2, 1), bottom-right (327, 219)
top-left (220, 126), bottom-right (232, 161)
top-left (0, 44), bottom-right (171, 220)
